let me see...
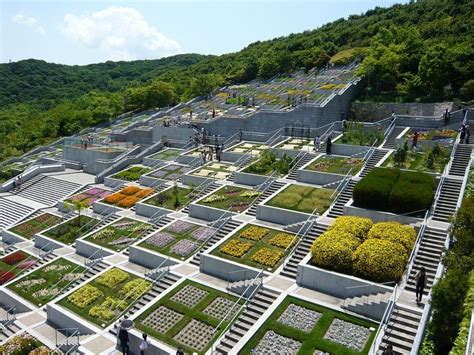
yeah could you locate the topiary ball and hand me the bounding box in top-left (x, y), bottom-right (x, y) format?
top-left (367, 222), bottom-right (416, 253)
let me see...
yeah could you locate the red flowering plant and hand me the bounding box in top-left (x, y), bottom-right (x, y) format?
top-left (3, 251), bottom-right (27, 265)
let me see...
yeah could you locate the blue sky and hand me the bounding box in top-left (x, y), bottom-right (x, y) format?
top-left (1, 0), bottom-right (407, 65)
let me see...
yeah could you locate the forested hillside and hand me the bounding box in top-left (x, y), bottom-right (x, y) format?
top-left (0, 0), bottom-right (473, 162)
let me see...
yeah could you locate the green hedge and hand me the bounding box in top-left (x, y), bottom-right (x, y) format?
top-left (353, 167), bottom-right (436, 215)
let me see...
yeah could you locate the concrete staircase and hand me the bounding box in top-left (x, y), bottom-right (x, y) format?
top-left (287, 152), bottom-right (318, 180)
top-left (326, 179), bottom-right (356, 218)
top-left (359, 150), bottom-right (388, 178)
top-left (190, 219), bottom-right (243, 266)
top-left (382, 126), bottom-right (407, 149)
top-left (15, 175), bottom-right (82, 206)
top-left (63, 261), bottom-right (108, 294)
top-left (280, 224), bottom-right (328, 279)
top-left (0, 198), bottom-right (34, 229)
top-left (431, 178), bottom-right (463, 223)
top-left (448, 145), bottom-right (472, 176)
top-left (213, 287), bottom-right (280, 354)
top-left (405, 227), bottom-right (446, 295)
top-left (378, 305), bottom-right (422, 354)
top-left (245, 181), bottom-right (286, 217)
top-left (0, 322), bottom-right (21, 342)
top-left (182, 182), bottom-right (220, 214)
top-left (342, 291), bottom-right (391, 320)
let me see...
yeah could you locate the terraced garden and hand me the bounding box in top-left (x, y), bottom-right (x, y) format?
top-left (44, 215), bottom-right (98, 245)
top-left (267, 184), bottom-right (335, 214)
top-left (150, 148), bottom-right (182, 161)
top-left (111, 166), bottom-right (151, 181)
top-left (0, 251), bottom-right (38, 285)
top-left (8, 213), bottom-right (62, 239)
top-left (307, 155), bottom-right (364, 175)
top-left (197, 186), bottom-right (260, 212)
top-left (102, 186), bottom-right (154, 208)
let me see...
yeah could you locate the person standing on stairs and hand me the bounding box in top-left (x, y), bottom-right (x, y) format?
top-left (139, 333), bottom-right (151, 355)
top-left (314, 135), bottom-right (321, 152)
top-left (326, 136), bottom-right (332, 155)
top-left (415, 267), bottom-right (426, 305)
top-left (118, 327), bottom-right (130, 354)
top-left (412, 131), bottom-right (419, 149)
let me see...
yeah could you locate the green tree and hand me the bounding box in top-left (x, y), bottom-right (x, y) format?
top-left (258, 50), bottom-right (279, 79)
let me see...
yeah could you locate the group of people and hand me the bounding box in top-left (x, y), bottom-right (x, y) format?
top-left (118, 326), bottom-right (185, 355)
top-left (192, 128), bottom-right (220, 147)
top-left (313, 135), bottom-right (333, 155)
top-left (11, 175), bottom-right (22, 190)
top-left (80, 135), bottom-right (95, 149)
top-left (200, 143), bottom-right (224, 163)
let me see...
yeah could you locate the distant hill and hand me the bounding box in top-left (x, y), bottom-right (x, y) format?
top-left (0, 0), bottom-right (472, 162)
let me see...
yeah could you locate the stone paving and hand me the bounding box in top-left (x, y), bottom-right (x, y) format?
top-left (203, 296), bottom-right (238, 320)
top-left (171, 284), bottom-right (208, 308)
top-left (173, 318), bottom-right (214, 351)
top-left (277, 303), bottom-right (322, 332)
top-left (313, 351), bottom-right (330, 355)
top-left (142, 306), bottom-right (183, 334)
top-left (323, 318), bottom-right (371, 351)
top-left (252, 330), bottom-right (302, 354)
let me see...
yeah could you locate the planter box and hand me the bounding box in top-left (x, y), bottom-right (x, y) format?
top-left (181, 173), bottom-right (213, 187)
top-left (92, 201), bottom-right (123, 215)
top-left (297, 255), bottom-right (393, 299)
top-left (176, 154), bottom-right (197, 165)
top-left (270, 148), bottom-right (302, 158)
top-left (47, 303), bottom-right (97, 336)
top-left (143, 157), bottom-right (168, 168)
top-left (221, 151), bottom-right (246, 163)
top-left (188, 203), bottom-right (236, 222)
top-left (135, 202), bottom-right (170, 219)
top-left (234, 171), bottom-right (272, 186)
top-left (344, 203), bottom-right (423, 225)
top-left (200, 253), bottom-right (262, 282)
top-left (330, 143), bottom-right (369, 157)
top-left (103, 176), bottom-right (126, 188)
top-left (34, 233), bottom-right (64, 251)
top-left (257, 204), bottom-right (309, 226)
top-left (139, 175), bottom-right (167, 188)
top-left (395, 137), bottom-right (455, 149)
top-left (75, 239), bottom-right (113, 259)
top-left (1, 229), bottom-right (25, 245)
top-left (129, 245), bottom-right (178, 270)
top-left (297, 169), bottom-right (344, 186)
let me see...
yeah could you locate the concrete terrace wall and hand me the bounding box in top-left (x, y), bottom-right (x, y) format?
top-left (63, 146), bottom-right (123, 165)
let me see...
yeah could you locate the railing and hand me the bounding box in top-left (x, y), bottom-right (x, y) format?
top-left (286, 151), bottom-right (308, 176)
top-left (264, 127), bottom-right (284, 146)
top-left (369, 284), bottom-right (398, 354)
top-left (320, 122), bottom-right (336, 143)
top-left (379, 117), bottom-right (397, 147)
top-left (403, 211), bottom-right (429, 284)
top-left (145, 257), bottom-right (171, 279)
top-left (212, 269), bottom-right (265, 353)
top-left (55, 327), bottom-right (80, 352)
top-left (0, 306), bottom-right (16, 324)
top-left (429, 167), bottom-right (447, 217)
top-left (342, 281), bottom-right (395, 308)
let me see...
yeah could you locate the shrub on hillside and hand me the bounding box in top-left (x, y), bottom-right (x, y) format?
top-left (367, 222), bottom-right (416, 253)
top-left (311, 231), bottom-right (360, 272)
top-left (352, 239), bottom-right (408, 282)
top-left (328, 216), bottom-right (373, 240)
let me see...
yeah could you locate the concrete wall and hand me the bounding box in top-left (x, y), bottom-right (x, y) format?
top-left (34, 233), bottom-right (64, 251)
top-left (351, 102), bottom-right (454, 122)
top-left (1, 229), bottom-right (25, 245)
top-left (153, 126), bottom-right (195, 142)
top-left (256, 204), bottom-right (309, 225)
top-left (188, 203), bottom-right (236, 222)
top-left (181, 174), bottom-right (213, 187)
top-left (139, 175), bottom-right (167, 188)
top-left (220, 151), bottom-right (246, 163)
top-left (75, 240), bottom-right (113, 259)
top-left (331, 143), bottom-right (369, 156)
top-left (176, 154), bottom-right (197, 165)
top-left (344, 204), bottom-right (423, 225)
top-left (297, 169), bottom-right (344, 186)
top-left (0, 289), bottom-right (34, 313)
top-left (200, 254), bottom-right (261, 282)
top-left (128, 246), bottom-right (178, 270)
top-left (297, 258), bottom-right (392, 299)
top-left (126, 330), bottom-right (173, 355)
top-left (92, 201), bottom-right (123, 215)
top-left (104, 176), bottom-right (126, 188)
top-left (135, 202), bottom-right (170, 219)
top-left (47, 304), bottom-right (97, 336)
top-left (0, 163), bottom-right (65, 192)
top-left (234, 171), bottom-right (272, 186)
top-left (63, 146), bottom-right (123, 165)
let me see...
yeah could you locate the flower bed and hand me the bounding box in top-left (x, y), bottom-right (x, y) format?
top-left (0, 333), bottom-right (50, 354)
top-left (9, 258), bottom-right (85, 306)
top-left (8, 213), bottom-right (62, 239)
top-left (334, 122), bottom-right (384, 146)
top-left (148, 164), bottom-right (193, 181)
top-left (403, 128), bottom-right (457, 142)
top-left (143, 185), bottom-right (195, 211)
top-left (243, 150), bottom-right (294, 176)
top-left (150, 148), bottom-right (182, 161)
top-left (382, 144), bottom-right (450, 174)
top-left (240, 296), bottom-right (377, 355)
top-left (59, 268), bottom-right (151, 327)
top-left (191, 162), bottom-right (237, 180)
top-left (64, 187), bottom-right (112, 207)
top-left (310, 216), bottom-right (416, 283)
top-left (44, 215), bottom-right (97, 245)
top-left (353, 167), bottom-right (436, 215)
top-left (84, 218), bottom-right (149, 251)
top-left (212, 224), bottom-right (297, 271)
top-left (140, 220), bottom-right (215, 259)
top-left (307, 156), bottom-right (364, 175)
top-left (267, 184), bottom-right (335, 214)
top-left (102, 186), bottom-right (154, 208)
top-left (111, 166), bottom-right (151, 181)
top-left (197, 186), bottom-right (259, 212)
top-left (136, 280), bottom-right (241, 354)
top-left (0, 251), bottom-right (38, 285)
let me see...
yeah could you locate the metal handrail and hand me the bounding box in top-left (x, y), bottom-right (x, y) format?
top-left (369, 284), bottom-right (398, 354)
top-left (55, 327), bottom-right (80, 351)
top-left (404, 210), bottom-right (429, 284)
top-left (145, 257), bottom-right (171, 279)
top-left (342, 281), bottom-right (395, 307)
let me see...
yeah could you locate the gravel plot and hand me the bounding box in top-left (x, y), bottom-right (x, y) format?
top-left (323, 318), bottom-right (371, 351)
top-left (277, 304), bottom-right (322, 332)
top-left (171, 285), bottom-right (209, 308)
top-left (251, 331), bottom-right (301, 354)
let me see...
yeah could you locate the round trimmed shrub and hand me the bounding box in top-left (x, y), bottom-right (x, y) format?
top-left (329, 216), bottom-right (373, 240)
top-left (367, 222), bottom-right (416, 253)
top-left (352, 239), bottom-right (408, 283)
top-left (389, 181), bottom-right (434, 214)
top-left (311, 232), bottom-right (356, 273)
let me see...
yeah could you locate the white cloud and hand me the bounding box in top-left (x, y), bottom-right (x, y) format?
top-left (61, 7), bottom-right (181, 61)
top-left (11, 12), bottom-right (45, 35)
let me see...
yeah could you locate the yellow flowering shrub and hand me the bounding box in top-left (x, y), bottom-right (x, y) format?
top-left (352, 239), bottom-right (408, 282)
top-left (318, 230), bottom-right (361, 251)
top-left (120, 279), bottom-right (152, 298)
top-left (311, 236), bottom-right (353, 273)
top-left (328, 216), bottom-right (373, 240)
top-left (268, 233), bottom-right (297, 249)
top-left (251, 247), bottom-right (284, 268)
top-left (95, 268), bottom-right (129, 288)
top-left (88, 297), bottom-right (128, 321)
top-left (68, 284), bottom-right (102, 309)
top-left (367, 222), bottom-right (416, 253)
top-left (220, 240), bottom-right (253, 258)
top-left (240, 226), bottom-right (270, 241)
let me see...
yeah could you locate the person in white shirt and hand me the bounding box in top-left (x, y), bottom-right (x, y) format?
top-left (139, 333), bottom-right (150, 355)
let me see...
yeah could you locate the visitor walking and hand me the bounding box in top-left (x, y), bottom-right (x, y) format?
top-left (139, 333), bottom-right (151, 355)
top-left (415, 267), bottom-right (426, 304)
top-left (118, 327), bottom-right (130, 354)
top-left (466, 124), bottom-right (470, 144)
top-left (176, 348), bottom-right (185, 355)
top-left (16, 176), bottom-right (22, 190)
top-left (382, 344), bottom-right (394, 355)
top-left (239, 129), bottom-right (243, 142)
top-left (314, 135), bottom-right (321, 152)
top-left (12, 178), bottom-right (16, 190)
top-left (215, 144), bottom-right (221, 162)
top-left (412, 131), bottom-right (419, 149)
top-left (444, 108), bottom-right (450, 126)
top-left (326, 136), bottom-right (332, 155)
top-left (460, 124), bottom-right (466, 144)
